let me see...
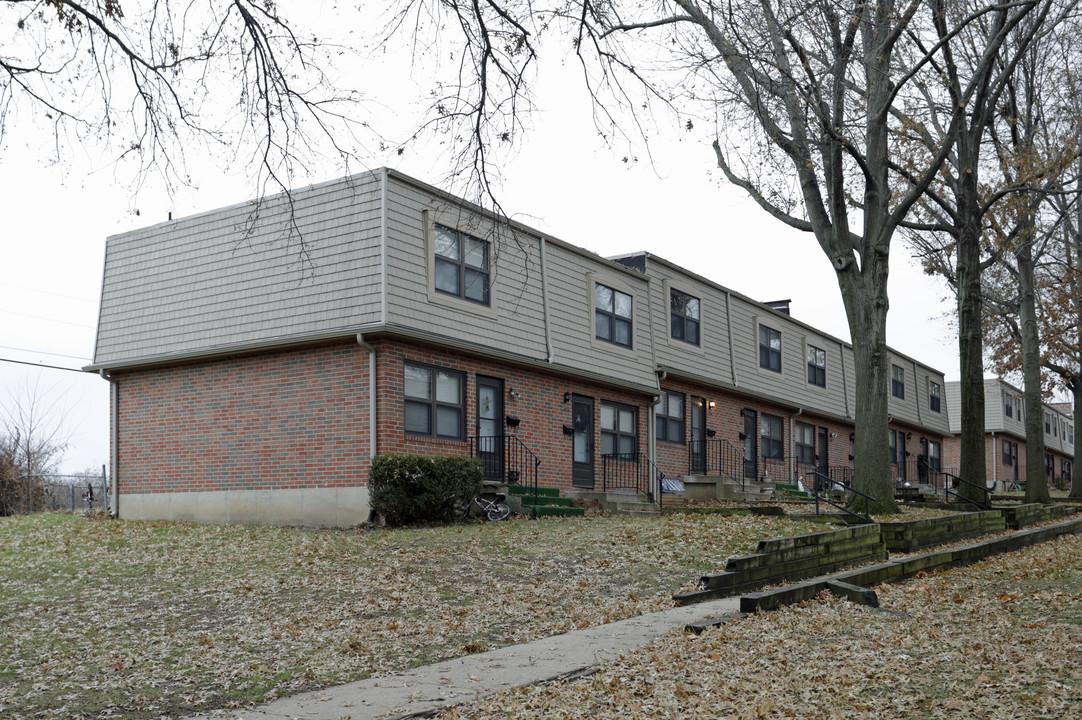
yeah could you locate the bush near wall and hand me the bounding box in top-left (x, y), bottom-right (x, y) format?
top-left (368, 454), bottom-right (484, 526)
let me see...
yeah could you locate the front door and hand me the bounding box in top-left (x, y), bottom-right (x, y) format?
top-left (743, 409), bottom-right (758, 480)
top-left (476, 376), bottom-right (504, 480)
top-left (897, 433), bottom-right (908, 483)
top-left (571, 395), bottom-right (595, 488)
top-left (817, 427), bottom-right (829, 475)
top-left (690, 397), bottom-right (706, 473)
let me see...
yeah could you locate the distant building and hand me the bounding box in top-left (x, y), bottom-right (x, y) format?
top-left (943, 379), bottom-right (1074, 491)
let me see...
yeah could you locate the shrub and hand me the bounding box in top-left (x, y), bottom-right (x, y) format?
top-left (368, 454), bottom-right (484, 526)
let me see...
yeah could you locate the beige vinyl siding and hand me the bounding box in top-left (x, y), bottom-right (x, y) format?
top-left (382, 177), bottom-right (548, 360)
top-left (544, 244), bottom-right (655, 387)
top-left (381, 174), bottom-right (657, 389)
top-left (94, 173), bottom-right (383, 364)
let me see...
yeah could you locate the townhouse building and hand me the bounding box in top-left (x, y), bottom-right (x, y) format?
top-left (88, 169), bottom-right (951, 526)
top-left (944, 379), bottom-right (1074, 491)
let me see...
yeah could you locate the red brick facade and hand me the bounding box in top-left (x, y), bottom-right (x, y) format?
top-left (114, 336), bottom-right (955, 499)
top-left (115, 342), bottom-right (372, 494)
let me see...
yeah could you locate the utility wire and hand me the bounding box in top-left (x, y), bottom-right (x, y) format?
top-left (0, 356), bottom-right (87, 373)
top-left (0, 344), bottom-right (90, 361)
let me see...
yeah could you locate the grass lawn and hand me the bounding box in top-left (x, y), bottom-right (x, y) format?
top-left (0, 510), bottom-right (827, 719)
top-left (437, 533), bottom-right (1082, 719)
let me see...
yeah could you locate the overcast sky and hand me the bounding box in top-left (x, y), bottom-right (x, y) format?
top-left (0, 7), bottom-right (962, 475)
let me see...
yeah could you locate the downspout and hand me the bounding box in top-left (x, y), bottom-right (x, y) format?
top-left (652, 370), bottom-right (667, 500)
top-left (791, 408), bottom-right (803, 485)
top-left (840, 340), bottom-right (851, 418)
top-left (912, 359), bottom-right (923, 425)
top-left (539, 237), bottom-right (555, 363)
top-left (725, 292), bottom-right (739, 387)
top-left (380, 168), bottom-right (389, 325)
top-left (991, 431), bottom-right (998, 491)
top-left (356, 334), bottom-right (378, 461)
top-left (101, 369), bottom-right (119, 517)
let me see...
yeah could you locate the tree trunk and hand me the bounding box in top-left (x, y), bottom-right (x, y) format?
top-left (1018, 242), bottom-right (1052, 504)
top-left (1071, 379), bottom-right (1082, 499)
top-left (954, 136), bottom-right (989, 503)
top-left (836, 244), bottom-right (897, 515)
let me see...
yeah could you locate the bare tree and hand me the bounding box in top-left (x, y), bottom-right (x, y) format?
top-left (1, 377), bottom-right (70, 478)
top-left (1, 1), bottom-right (365, 224)
top-left (382, 0), bottom-right (1044, 512)
top-left (902, 1), bottom-right (1076, 503)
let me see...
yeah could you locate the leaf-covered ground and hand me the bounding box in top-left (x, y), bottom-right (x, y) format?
top-left (0, 511), bottom-right (827, 719)
top-left (436, 533), bottom-right (1082, 720)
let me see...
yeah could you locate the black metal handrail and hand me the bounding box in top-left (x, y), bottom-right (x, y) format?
top-left (941, 470), bottom-right (990, 510)
top-left (601, 452), bottom-right (663, 500)
top-left (687, 438), bottom-right (745, 480)
top-left (469, 434), bottom-right (541, 514)
top-left (808, 469), bottom-right (874, 524)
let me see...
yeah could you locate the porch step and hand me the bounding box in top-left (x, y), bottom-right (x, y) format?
top-left (505, 485), bottom-right (585, 517)
top-left (684, 474), bottom-right (777, 502)
top-left (564, 490), bottom-right (660, 517)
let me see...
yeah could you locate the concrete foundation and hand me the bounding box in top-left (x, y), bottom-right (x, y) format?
top-left (117, 487), bottom-right (371, 527)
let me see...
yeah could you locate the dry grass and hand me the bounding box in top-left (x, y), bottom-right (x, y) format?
top-left (437, 533), bottom-right (1082, 719)
top-left (0, 510), bottom-right (826, 719)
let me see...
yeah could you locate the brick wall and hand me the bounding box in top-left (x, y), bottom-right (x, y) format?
top-left (116, 342), bottom-right (371, 494)
top-left (374, 338), bottom-right (653, 491)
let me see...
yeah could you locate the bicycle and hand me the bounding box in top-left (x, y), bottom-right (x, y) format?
top-left (460, 491), bottom-right (512, 521)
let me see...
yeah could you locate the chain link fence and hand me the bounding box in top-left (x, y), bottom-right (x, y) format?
top-left (0, 471), bottom-right (110, 516)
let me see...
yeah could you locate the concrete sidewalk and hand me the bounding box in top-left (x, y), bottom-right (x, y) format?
top-left (185, 596), bottom-right (742, 720)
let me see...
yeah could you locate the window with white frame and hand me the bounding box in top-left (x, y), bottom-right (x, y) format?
top-left (404, 362), bottom-right (465, 439)
top-left (1005, 393), bottom-right (1013, 418)
top-left (795, 422), bottom-right (815, 466)
top-left (655, 391), bottom-right (685, 444)
top-left (759, 325), bottom-right (781, 372)
top-left (807, 345), bottom-right (826, 387)
top-left (601, 401), bottom-right (638, 455)
top-left (891, 365), bottom-right (905, 399)
top-left (930, 382), bottom-right (941, 413)
top-left (761, 414), bottom-right (784, 460)
top-left (595, 284), bottom-right (633, 347)
top-left (670, 289), bottom-right (700, 345)
top-left (434, 225), bottom-right (490, 305)
top-left (927, 440), bottom-right (942, 472)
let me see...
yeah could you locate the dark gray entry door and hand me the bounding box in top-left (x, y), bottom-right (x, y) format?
top-left (572, 395), bottom-right (594, 488)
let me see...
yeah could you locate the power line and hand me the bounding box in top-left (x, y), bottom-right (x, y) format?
top-left (0, 308), bottom-right (95, 330)
top-left (0, 344), bottom-right (90, 362)
top-left (0, 356), bottom-right (87, 373)
top-left (0, 282), bottom-right (97, 304)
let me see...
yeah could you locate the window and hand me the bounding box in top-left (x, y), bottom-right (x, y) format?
top-left (655, 391), bottom-right (685, 444)
top-left (761, 414), bottom-right (784, 460)
top-left (930, 382), bottom-right (941, 413)
top-left (927, 441), bottom-right (942, 472)
top-left (1004, 394), bottom-right (1013, 418)
top-left (403, 362), bottom-right (465, 439)
top-left (434, 225), bottom-right (490, 305)
top-left (795, 422), bottom-right (815, 466)
top-left (1002, 440), bottom-right (1014, 466)
top-left (670, 289), bottom-right (700, 345)
top-left (1045, 412), bottom-right (1051, 434)
top-left (807, 346), bottom-right (826, 387)
top-left (889, 430), bottom-right (897, 464)
top-left (601, 402), bottom-right (638, 456)
top-left (1070, 426), bottom-right (1075, 444)
top-left (595, 284), bottom-right (633, 347)
top-left (759, 325), bottom-right (781, 372)
top-left (891, 365), bottom-right (905, 399)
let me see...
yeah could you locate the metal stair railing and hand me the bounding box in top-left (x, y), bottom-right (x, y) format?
top-left (808, 469), bottom-right (875, 524)
top-left (602, 452), bottom-right (663, 503)
top-left (939, 470), bottom-right (991, 510)
top-left (469, 434), bottom-right (542, 515)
